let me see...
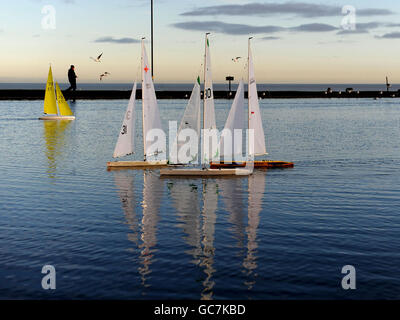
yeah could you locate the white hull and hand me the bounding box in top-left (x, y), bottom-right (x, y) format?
top-left (160, 168), bottom-right (252, 177)
top-left (107, 160), bottom-right (168, 169)
top-left (39, 115), bottom-right (75, 121)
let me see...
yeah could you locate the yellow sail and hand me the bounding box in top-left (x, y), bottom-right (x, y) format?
top-left (44, 66), bottom-right (58, 115)
top-left (55, 82), bottom-right (74, 116)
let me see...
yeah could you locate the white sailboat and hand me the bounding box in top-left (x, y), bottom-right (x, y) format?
top-left (107, 39), bottom-right (167, 168)
top-left (210, 37), bottom-right (294, 169)
top-left (39, 66), bottom-right (75, 121)
top-left (160, 33), bottom-right (252, 177)
top-left (169, 78), bottom-right (201, 165)
top-left (219, 79), bottom-right (246, 162)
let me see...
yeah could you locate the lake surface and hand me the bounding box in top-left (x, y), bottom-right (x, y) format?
top-left (0, 98), bottom-right (399, 299)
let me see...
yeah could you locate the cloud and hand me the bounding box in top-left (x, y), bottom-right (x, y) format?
top-left (181, 2), bottom-right (394, 18)
top-left (317, 39), bottom-right (357, 45)
top-left (376, 32), bottom-right (400, 39)
top-left (261, 36), bottom-right (280, 41)
top-left (94, 36), bottom-right (140, 44)
top-left (173, 20), bottom-right (400, 37)
top-left (290, 23), bottom-right (338, 32)
top-left (337, 29), bottom-right (368, 35)
top-left (31, 0), bottom-right (75, 3)
top-left (357, 8), bottom-right (394, 16)
top-left (172, 21), bottom-right (284, 35)
top-left (337, 22), bottom-right (383, 35)
top-left (173, 21), bottom-right (338, 35)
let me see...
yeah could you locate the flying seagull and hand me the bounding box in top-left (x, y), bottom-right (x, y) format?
top-left (232, 57), bottom-right (242, 62)
top-left (90, 52), bottom-right (103, 62)
top-left (100, 72), bottom-right (110, 81)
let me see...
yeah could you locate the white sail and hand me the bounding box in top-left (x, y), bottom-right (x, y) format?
top-left (141, 40), bottom-right (165, 159)
top-left (202, 34), bottom-right (219, 164)
top-left (220, 80), bottom-right (245, 161)
top-left (204, 35), bottom-right (216, 131)
top-left (248, 40), bottom-right (267, 156)
top-left (113, 82), bottom-right (137, 158)
top-left (170, 80), bottom-right (201, 164)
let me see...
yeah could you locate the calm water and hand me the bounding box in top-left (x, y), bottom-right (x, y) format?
top-left (0, 98), bottom-right (399, 300)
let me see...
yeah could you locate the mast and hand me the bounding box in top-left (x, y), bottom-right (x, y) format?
top-left (141, 37), bottom-right (147, 161)
top-left (151, 0), bottom-right (154, 79)
top-left (248, 37), bottom-right (252, 157)
top-left (203, 33), bottom-right (210, 167)
top-left (52, 64), bottom-right (59, 116)
top-left (50, 63), bottom-right (57, 116)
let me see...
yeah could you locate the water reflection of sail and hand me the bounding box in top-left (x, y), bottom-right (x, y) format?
top-left (113, 170), bottom-right (162, 290)
top-left (243, 172), bottom-right (266, 290)
top-left (200, 181), bottom-right (218, 300)
top-left (170, 179), bottom-right (218, 300)
top-left (113, 171), bottom-right (138, 245)
top-left (139, 171), bottom-right (162, 287)
top-left (170, 181), bottom-right (202, 262)
top-left (220, 179), bottom-right (246, 249)
top-left (42, 120), bottom-right (71, 178)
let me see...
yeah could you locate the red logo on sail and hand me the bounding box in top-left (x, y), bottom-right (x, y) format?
top-left (144, 66), bottom-right (149, 73)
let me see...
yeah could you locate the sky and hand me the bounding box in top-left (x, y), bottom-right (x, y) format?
top-left (1, 0), bottom-right (400, 83)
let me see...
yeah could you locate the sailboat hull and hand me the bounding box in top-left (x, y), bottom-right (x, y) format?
top-left (160, 168), bottom-right (252, 177)
top-left (210, 161), bottom-right (294, 169)
top-left (39, 115), bottom-right (75, 121)
top-left (107, 160), bottom-right (168, 169)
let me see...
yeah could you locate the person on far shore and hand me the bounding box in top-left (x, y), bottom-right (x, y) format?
top-left (66, 65), bottom-right (77, 102)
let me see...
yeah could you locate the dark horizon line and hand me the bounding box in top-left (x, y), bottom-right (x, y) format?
top-left (1, 82), bottom-right (399, 85)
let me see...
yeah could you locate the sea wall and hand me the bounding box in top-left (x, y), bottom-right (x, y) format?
top-left (0, 89), bottom-right (398, 100)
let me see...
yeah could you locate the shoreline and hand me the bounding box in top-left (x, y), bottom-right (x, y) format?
top-left (0, 89), bottom-right (398, 100)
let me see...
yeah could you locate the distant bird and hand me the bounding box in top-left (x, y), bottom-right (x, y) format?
top-left (90, 52), bottom-right (103, 62)
top-left (100, 72), bottom-right (110, 81)
top-left (232, 57), bottom-right (242, 62)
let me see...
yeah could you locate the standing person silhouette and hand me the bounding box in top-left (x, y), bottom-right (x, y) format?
top-left (66, 65), bottom-right (77, 102)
